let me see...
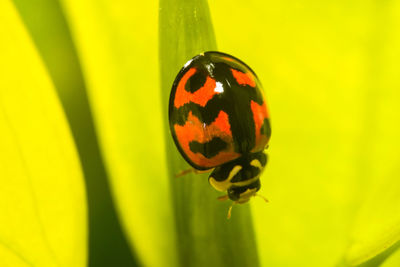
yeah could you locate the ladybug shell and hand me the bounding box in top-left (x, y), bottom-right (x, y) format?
top-left (169, 51), bottom-right (271, 170)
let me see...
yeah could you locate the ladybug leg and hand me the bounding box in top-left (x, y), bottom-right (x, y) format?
top-left (175, 168), bottom-right (212, 177)
top-left (227, 202), bottom-right (239, 219)
top-left (175, 168), bottom-right (195, 177)
top-left (227, 204), bottom-right (233, 219)
top-left (217, 195), bottom-right (238, 219)
top-left (217, 195), bottom-right (229, 201)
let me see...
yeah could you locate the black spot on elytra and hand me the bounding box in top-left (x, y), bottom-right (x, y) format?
top-left (171, 56), bottom-right (266, 155)
top-left (185, 70), bottom-right (207, 93)
top-left (189, 137), bottom-right (227, 159)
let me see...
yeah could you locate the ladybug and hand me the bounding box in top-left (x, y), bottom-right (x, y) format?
top-left (169, 51), bottom-right (271, 206)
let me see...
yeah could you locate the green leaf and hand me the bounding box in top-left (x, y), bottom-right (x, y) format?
top-left (381, 247), bottom-right (400, 267)
top-left (209, 0), bottom-right (400, 266)
top-left (344, 174), bottom-right (400, 267)
top-left (342, 1), bottom-right (400, 266)
top-left (210, 1), bottom-right (361, 266)
top-left (11, 0), bottom-right (137, 265)
top-left (60, 0), bottom-right (178, 266)
top-left (0, 1), bottom-right (87, 266)
top-left (344, 97), bottom-right (400, 265)
top-left (159, 1), bottom-right (259, 266)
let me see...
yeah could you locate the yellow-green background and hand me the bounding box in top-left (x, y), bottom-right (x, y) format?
top-left (1, 0), bottom-right (400, 266)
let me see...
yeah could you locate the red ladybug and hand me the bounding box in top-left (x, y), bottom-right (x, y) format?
top-left (169, 51), bottom-right (271, 206)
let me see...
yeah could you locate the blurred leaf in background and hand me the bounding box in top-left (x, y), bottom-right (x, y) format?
top-left (60, 0), bottom-right (178, 266)
top-left (0, 1), bottom-right (86, 266)
top-left (381, 248), bottom-right (400, 267)
top-left (11, 0), bottom-right (138, 266)
top-left (1, 0), bottom-right (400, 266)
top-left (210, 0), bottom-right (400, 266)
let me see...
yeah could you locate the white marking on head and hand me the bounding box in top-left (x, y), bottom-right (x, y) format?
top-left (250, 159), bottom-right (262, 169)
top-left (237, 188), bottom-right (259, 204)
top-left (228, 165), bottom-right (242, 181)
top-left (209, 165), bottom-right (242, 192)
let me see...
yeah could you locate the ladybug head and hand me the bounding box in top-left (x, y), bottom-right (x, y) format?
top-left (208, 151), bottom-right (268, 204)
top-left (227, 179), bottom-right (261, 204)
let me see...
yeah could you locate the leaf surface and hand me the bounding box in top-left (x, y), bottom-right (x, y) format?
top-left (0, 1), bottom-right (87, 266)
top-left (209, 0), bottom-right (400, 266)
top-left (60, 0), bottom-right (178, 266)
top-left (159, 0), bottom-right (260, 266)
top-left (11, 0), bottom-right (137, 265)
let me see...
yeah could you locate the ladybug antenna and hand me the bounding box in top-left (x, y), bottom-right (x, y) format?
top-left (256, 193), bottom-right (269, 203)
